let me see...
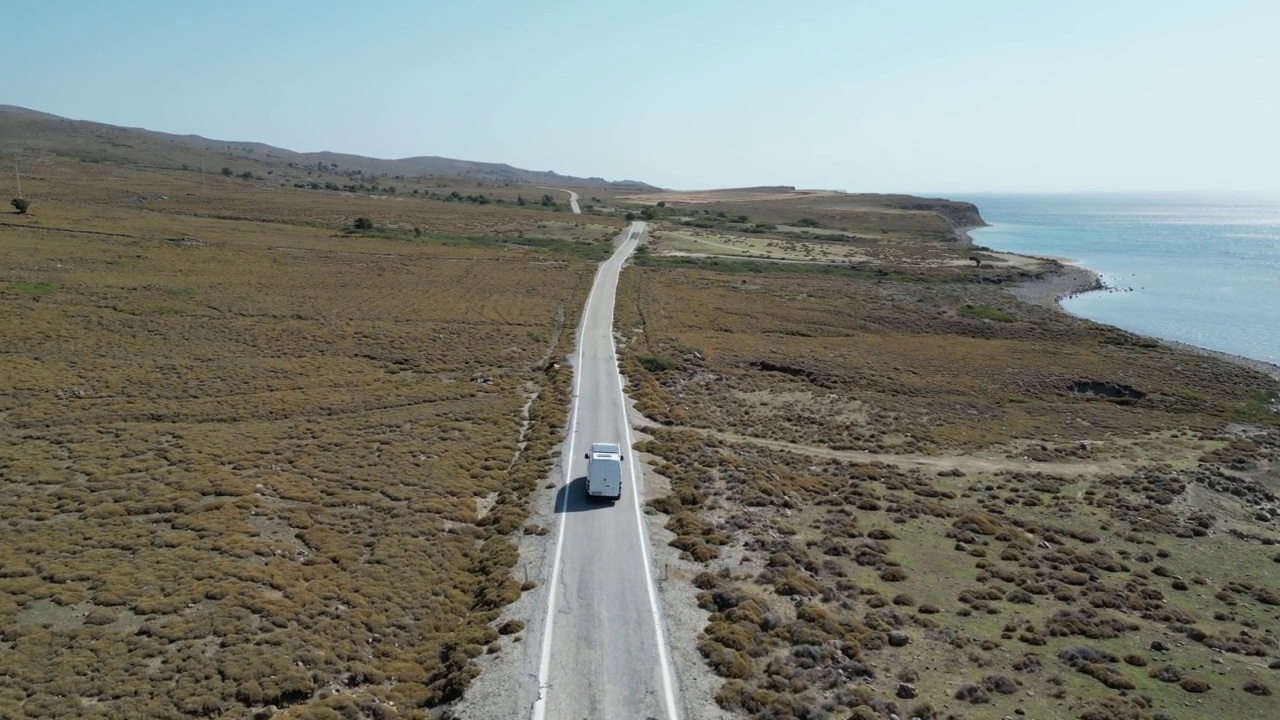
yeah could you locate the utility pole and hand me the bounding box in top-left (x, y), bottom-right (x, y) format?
top-left (14, 156), bottom-right (22, 198)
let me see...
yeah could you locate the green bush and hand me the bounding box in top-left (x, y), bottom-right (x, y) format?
top-left (11, 197), bottom-right (29, 214)
top-left (1235, 390), bottom-right (1280, 424)
top-left (957, 304), bottom-right (1016, 323)
top-left (353, 217), bottom-right (374, 231)
top-left (13, 281), bottom-right (56, 296)
top-left (639, 356), bottom-right (681, 372)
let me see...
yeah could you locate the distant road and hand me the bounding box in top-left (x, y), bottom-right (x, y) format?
top-left (538, 187), bottom-right (580, 214)
top-left (530, 220), bottom-right (681, 720)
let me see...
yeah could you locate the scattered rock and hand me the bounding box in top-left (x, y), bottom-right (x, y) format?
top-left (896, 683), bottom-right (917, 699)
top-left (1070, 379), bottom-right (1146, 402)
top-left (888, 631), bottom-right (911, 647)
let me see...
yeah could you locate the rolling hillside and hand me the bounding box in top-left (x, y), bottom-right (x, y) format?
top-left (0, 105), bottom-right (658, 189)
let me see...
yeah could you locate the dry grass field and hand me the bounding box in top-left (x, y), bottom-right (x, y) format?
top-left (0, 154), bottom-right (623, 718)
top-left (8, 109), bottom-right (1280, 720)
top-left (607, 188), bottom-right (983, 246)
top-left (617, 257), bottom-right (1280, 720)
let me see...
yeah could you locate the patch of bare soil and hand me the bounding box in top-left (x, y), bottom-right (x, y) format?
top-left (636, 420), bottom-right (1135, 477)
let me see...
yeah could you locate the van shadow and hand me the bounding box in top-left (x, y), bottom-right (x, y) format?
top-left (555, 476), bottom-right (616, 513)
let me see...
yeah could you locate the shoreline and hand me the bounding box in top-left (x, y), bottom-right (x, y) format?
top-left (962, 219), bottom-right (1280, 382)
top-left (1004, 254), bottom-right (1280, 383)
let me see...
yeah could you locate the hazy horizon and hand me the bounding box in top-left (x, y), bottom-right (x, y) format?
top-left (4, 1), bottom-right (1278, 194)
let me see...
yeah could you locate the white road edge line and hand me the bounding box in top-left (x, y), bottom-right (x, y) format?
top-left (530, 254), bottom-right (596, 720)
top-left (612, 223), bottom-right (681, 720)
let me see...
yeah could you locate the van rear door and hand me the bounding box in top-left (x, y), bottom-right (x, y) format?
top-left (586, 445), bottom-right (624, 501)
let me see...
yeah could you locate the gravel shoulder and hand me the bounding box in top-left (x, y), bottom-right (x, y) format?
top-left (449, 477), bottom-right (558, 719)
top-left (628, 398), bottom-right (735, 720)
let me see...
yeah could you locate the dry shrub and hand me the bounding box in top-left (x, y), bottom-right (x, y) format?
top-left (1243, 678), bottom-right (1271, 696)
top-left (771, 570), bottom-right (823, 597)
top-left (714, 679), bottom-right (769, 714)
top-left (1254, 587), bottom-right (1280, 606)
top-left (1077, 694), bottom-right (1163, 720)
top-left (1179, 677), bottom-right (1211, 693)
top-left (689, 543), bottom-right (721, 562)
top-left (953, 513), bottom-right (1005, 536)
top-left (908, 703), bottom-right (938, 720)
top-left (1045, 608), bottom-right (1136, 640)
top-left (880, 567), bottom-right (908, 582)
top-left (1058, 646), bottom-right (1134, 689)
top-left (1006, 589), bottom-right (1036, 605)
top-left (702, 647), bottom-right (753, 679)
top-left (954, 682), bottom-right (991, 704)
top-left (1013, 654), bottom-right (1042, 672)
top-left (1019, 631), bottom-right (1047, 646)
top-left (83, 607), bottom-right (119, 626)
top-left (1080, 663), bottom-right (1136, 690)
top-left (982, 674), bottom-right (1019, 694)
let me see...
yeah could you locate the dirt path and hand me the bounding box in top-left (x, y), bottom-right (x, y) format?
top-left (636, 421), bottom-right (1132, 477)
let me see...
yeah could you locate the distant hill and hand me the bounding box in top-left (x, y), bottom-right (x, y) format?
top-left (0, 105), bottom-right (660, 190)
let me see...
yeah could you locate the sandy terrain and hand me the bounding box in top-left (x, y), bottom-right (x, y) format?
top-left (1007, 261), bottom-right (1104, 307)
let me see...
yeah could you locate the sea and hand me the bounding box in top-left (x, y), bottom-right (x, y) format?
top-left (961, 194), bottom-right (1280, 366)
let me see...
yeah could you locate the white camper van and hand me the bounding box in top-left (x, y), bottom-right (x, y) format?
top-left (584, 442), bottom-right (624, 502)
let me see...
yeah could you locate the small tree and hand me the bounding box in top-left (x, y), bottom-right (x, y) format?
top-left (239, 171), bottom-right (253, 180)
top-left (11, 198), bottom-right (30, 214)
top-left (221, 167), bottom-right (233, 176)
top-left (353, 217), bottom-right (374, 231)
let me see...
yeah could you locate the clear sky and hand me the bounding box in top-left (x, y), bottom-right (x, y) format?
top-left (5, 1), bottom-right (1278, 193)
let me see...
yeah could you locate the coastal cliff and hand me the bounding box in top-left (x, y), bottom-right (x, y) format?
top-left (880, 195), bottom-right (987, 234)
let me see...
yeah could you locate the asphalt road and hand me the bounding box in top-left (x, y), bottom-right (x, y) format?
top-left (531, 221), bottom-right (681, 720)
top-left (539, 187), bottom-right (580, 214)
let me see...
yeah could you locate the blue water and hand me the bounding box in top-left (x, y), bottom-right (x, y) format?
top-left (962, 194), bottom-right (1280, 365)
